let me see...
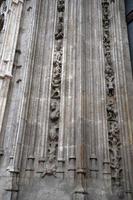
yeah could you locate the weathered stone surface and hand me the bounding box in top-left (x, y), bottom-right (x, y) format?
top-left (0, 0), bottom-right (133, 200)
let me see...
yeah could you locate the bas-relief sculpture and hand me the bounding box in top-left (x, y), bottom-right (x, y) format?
top-left (102, 0), bottom-right (122, 191)
top-left (0, 0), bottom-right (133, 200)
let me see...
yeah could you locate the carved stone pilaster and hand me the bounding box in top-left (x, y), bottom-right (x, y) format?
top-left (102, 0), bottom-right (123, 192)
top-left (41, 0), bottom-right (65, 178)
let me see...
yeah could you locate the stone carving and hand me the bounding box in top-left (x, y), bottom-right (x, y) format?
top-left (102, 0), bottom-right (122, 189)
top-left (50, 100), bottom-right (60, 121)
top-left (57, 0), bottom-right (65, 12)
top-left (55, 22), bottom-right (64, 40)
top-left (0, 0), bottom-right (7, 32)
top-left (42, 0), bottom-right (65, 178)
top-left (41, 142), bottom-right (57, 178)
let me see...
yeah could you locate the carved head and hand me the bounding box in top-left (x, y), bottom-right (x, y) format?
top-left (50, 100), bottom-right (58, 111)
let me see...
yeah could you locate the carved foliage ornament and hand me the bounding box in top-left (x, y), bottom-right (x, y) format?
top-left (102, 0), bottom-right (122, 189)
top-left (41, 0), bottom-right (65, 178)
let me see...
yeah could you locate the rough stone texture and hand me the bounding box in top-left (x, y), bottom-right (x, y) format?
top-left (0, 0), bottom-right (133, 200)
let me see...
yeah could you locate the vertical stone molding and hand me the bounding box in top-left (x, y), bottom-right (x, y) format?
top-left (0, 0), bottom-right (23, 156)
top-left (0, 0), bottom-right (132, 200)
top-left (110, 0), bottom-right (133, 199)
top-left (72, 1), bottom-right (88, 199)
top-left (41, 0), bottom-right (65, 178)
top-left (23, 0), bottom-right (57, 174)
top-left (0, 0), bottom-right (7, 34)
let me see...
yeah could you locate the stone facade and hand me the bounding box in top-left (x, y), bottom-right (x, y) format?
top-left (0, 0), bottom-right (133, 200)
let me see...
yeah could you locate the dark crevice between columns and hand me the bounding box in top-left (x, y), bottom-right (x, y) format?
top-left (125, 0), bottom-right (133, 72)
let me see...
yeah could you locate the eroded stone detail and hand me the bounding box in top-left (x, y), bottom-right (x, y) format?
top-left (42, 0), bottom-right (65, 178)
top-left (0, 0), bottom-right (7, 32)
top-left (102, 0), bottom-right (122, 190)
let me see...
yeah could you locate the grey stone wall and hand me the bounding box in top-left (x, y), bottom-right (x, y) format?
top-left (0, 1), bottom-right (133, 200)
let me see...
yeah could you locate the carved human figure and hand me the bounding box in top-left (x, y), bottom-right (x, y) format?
top-left (105, 51), bottom-right (112, 65)
top-left (41, 142), bottom-right (57, 178)
top-left (52, 66), bottom-right (61, 88)
top-left (49, 125), bottom-right (59, 141)
top-left (58, 12), bottom-right (63, 22)
top-left (106, 76), bottom-right (115, 96)
top-left (48, 142), bottom-right (57, 161)
top-left (50, 100), bottom-right (60, 121)
top-left (56, 39), bottom-right (62, 51)
top-left (105, 65), bottom-right (114, 76)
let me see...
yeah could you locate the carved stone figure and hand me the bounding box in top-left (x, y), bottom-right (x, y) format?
top-left (105, 65), bottom-right (114, 76)
top-left (50, 100), bottom-right (60, 121)
top-left (49, 125), bottom-right (59, 141)
top-left (106, 76), bottom-right (115, 96)
top-left (56, 39), bottom-right (62, 51)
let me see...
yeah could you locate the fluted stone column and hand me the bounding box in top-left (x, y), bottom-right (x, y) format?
top-left (0, 0), bottom-right (132, 200)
